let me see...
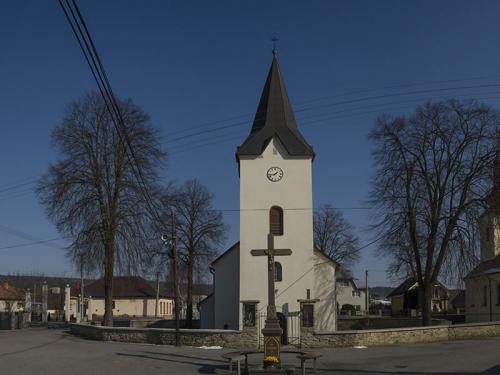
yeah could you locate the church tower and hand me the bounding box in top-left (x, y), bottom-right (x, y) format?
top-left (480, 150), bottom-right (500, 261)
top-left (235, 52), bottom-right (332, 333)
top-left (206, 52), bottom-right (336, 334)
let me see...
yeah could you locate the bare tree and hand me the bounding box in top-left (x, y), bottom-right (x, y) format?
top-left (370, 99), bottom-right (498, 325)
top-left (173, 179), bottom-right (226, 328)
top-left (314, 204), bottom-right (361, 270)
top-left (36, 92), bottom-right (165, 326)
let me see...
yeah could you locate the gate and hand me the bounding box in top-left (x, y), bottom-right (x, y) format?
top-left (257, 310), bottom-right (302, 348)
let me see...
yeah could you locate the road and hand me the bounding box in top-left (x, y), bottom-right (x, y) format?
top-left (1, 328), bottom-right (500, 374)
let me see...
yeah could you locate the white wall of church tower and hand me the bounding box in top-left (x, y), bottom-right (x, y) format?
top-left (239, 137), bottom-right (316, 329)
top-left (479, 212), bottom-right (500, 261)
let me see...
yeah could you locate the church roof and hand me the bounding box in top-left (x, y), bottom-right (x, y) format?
top-left (85, 276), bottom-right (162, 299)
top-left (313, 248), bottom-right (337, 267)
top-left (236, 53), bottom-right (314, 161)
top-left (465, 255), bottom-right (500, 279)
top-left (210, 241), bottom-right (240, 267)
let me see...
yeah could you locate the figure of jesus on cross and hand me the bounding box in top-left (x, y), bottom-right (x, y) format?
top-left (251, 233), bottom-right (292, 365)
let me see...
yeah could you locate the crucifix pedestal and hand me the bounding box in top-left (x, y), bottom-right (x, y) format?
top-left (251, 233), bottom-right (292, 366)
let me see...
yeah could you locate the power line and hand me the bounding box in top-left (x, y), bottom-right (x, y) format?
top-left (163, 73), bottom-right (500, 139)
top-left (169, 92), bottom-right (500, 157)
top-left (160, 82), bottom-right (500, 147)
top-left (58, 0), bottom-right (165, 231)
top-left (0, 238), bottom-right (65, 251)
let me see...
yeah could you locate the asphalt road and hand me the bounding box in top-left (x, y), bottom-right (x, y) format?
top-left (1, 328), bottom-right (500, 374)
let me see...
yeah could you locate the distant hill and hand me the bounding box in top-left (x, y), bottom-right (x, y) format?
top-left (369, 286), bottom-right (394, 299)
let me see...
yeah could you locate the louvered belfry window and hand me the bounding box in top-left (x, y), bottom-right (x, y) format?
top-left (269, 206), bottom-right (284, 235)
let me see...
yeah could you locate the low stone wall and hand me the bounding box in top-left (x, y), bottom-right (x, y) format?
top-left (70, 324), bottom-right (258, 348)
top-left (337, 317), bottom-right (448, 331)
top-left (302, 321), bottom-right (500, 348)
top-left (71, 321), bottom-right (500, 349)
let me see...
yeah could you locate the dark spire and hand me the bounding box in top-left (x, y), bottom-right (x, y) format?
top-left (236, 54), bottom-right (314, 161)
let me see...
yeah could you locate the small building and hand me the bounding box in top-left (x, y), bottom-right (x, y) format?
top-left (0, 283), bottom-right (24, 312)
top-left (157, 282), bottom-right (211, 320)
top-left (85, 276), bottom-right (173, 319)
top-left (449, 290), bottom-right (465, 314)
top-left (336, 270), bottom-right (367, 315)
top-left (387, 277), bottom-right (449, 316)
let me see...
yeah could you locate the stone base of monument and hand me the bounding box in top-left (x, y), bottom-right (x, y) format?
top-left (248, 369), bottom-right (296, 374)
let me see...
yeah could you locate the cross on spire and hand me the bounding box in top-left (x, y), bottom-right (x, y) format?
top-left (271, 36), bottom-right (279, 55)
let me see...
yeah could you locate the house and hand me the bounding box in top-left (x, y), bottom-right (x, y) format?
top-left (156, 281), bottom-right (212, 320)
top-left (0, 283), bottom-right (24, 313)
top-left (387, 277), bottom-right (449, 316)
top-left (85, 276), bottom-right (173, 320)
top-left (0, 275), bottom-right (87, 321)
top-left (465, 155), bottom-right (500, 323)
top-left (449, 290), bottom-right (466, 314)
top-left (200, 52), bottom-right (337, 340)
top-left (336, 270), bottom-right (367, 315)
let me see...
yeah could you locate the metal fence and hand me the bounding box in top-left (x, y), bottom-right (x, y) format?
top-left (257, 310), bottom-right (302, 348)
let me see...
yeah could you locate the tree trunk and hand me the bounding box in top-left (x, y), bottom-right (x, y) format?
top-left (103, 238), bottom-right (114, 327)
top-left (186, 256), bottom-right (193, 328)
top-left (420, 282), bottom-right (433, 326)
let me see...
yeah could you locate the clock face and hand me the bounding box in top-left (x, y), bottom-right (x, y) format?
top-left (267, 167), bottom-right (284, 182)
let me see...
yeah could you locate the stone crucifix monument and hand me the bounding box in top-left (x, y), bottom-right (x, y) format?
top-left (251, 233), bottom-right (292, 366)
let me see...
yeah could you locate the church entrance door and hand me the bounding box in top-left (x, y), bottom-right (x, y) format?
top-left (277, 312), bottom-right (287, 345)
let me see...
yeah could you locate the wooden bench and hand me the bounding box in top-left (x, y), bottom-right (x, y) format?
top-left (221, 352), bottom-right (246, 375)
top-left (296, 352), bottom-right (322, 374)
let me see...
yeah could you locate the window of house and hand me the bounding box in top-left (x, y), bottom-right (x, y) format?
top-left (275, 262), bottom-right (283, 282)
top-left (302, 304), bottom-right (314, 328)
top-left (338, 280), bottom-right (349, 287)
top-left (269, 206), bottom-right (284, 235)
top-left (483, 285), bottom-right (488, 307)
top-left (112, 301), bottom-right (116, 309)
top-left (432, 288), bottom-right (439, 299)
top-left (243, 303), bottom-right (256, 327)
top-left (352, 290), bottom-right (361, 297)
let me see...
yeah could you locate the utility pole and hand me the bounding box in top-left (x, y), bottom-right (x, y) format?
top-left (365, 270), bottom-right (369, 316)
top-left (171, 209), bottom-right (181, 346)
top-left (155, 271), bottom-right (160, 318)
top-left (80, 254), bottom-right (85, 322)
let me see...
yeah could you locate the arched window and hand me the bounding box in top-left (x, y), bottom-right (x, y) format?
top-left (269, 206), bottom-right (284, 235)
top-left (275, 262), bottom-right (283, 282)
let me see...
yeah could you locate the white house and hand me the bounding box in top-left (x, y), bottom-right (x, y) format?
top-left (0, 283), bottom-right (24, 313)
top-left (84, 276), bottom-right (173, 320)
top-left (200, 52), bottom-right (337, 340)
top-left (336, 271), bottom-right (367, 315)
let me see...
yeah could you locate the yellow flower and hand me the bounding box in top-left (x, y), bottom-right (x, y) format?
top-left (264, 355), bottom-right (279, 364)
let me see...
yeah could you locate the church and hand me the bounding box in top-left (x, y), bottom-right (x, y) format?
top-left (465, 153), bottom-right (500, 323)
top-left (200, 52), bottom-right (337, 338)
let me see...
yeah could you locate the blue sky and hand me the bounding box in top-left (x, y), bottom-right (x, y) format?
top-left (2, 1), bottom-right (500, 286)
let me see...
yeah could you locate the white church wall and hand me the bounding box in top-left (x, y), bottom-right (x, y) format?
top-left (199, 294), bottom-right (214, 329)
top-left (466, 275), bottom-right (500, 323)
top-left (213, 244), bottom-right (240, 329)
top-left (313, 252), bottom-right (337, 332)
top-left (479, 213), bottom-right (500, 261)
top-left (239, 137), bottom-right (317, 328)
